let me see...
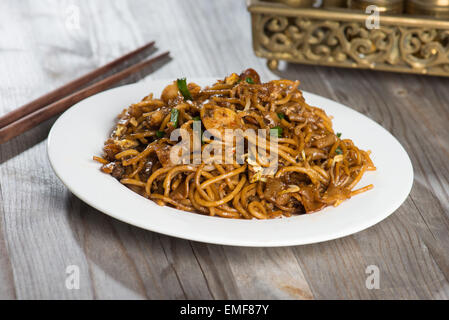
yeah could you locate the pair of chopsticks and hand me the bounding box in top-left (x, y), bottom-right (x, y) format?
top-left (0, 41), bottom-right (170, 144)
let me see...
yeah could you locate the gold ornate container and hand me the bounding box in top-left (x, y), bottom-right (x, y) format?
top-left (406, 0), bottom-right (449, 18)
top-left (323, 0), bottom-right (348, 7)
top-left (349, 0), bottom-right (404, 13)
top-left (248, 0), bottom-right (449, 77)
top-left (263, 0), bottom-right (315, 7)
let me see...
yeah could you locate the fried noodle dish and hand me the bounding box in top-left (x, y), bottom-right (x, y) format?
top-left (94, 69), bottom-right (376, 219)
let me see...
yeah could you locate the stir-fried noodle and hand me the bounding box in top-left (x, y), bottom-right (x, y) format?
top-left (94, 69), bottom-right (375, 219)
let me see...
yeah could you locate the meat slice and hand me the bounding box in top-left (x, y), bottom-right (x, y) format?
top-left (312, 134), bottom-right (337, 149)
top-left (298, 185), bottom-right (326, 213)
top-left (103, 142), bottom-right (122, 161)
top-left (264, 178), bottom-right (291, 206)
top-left (155, 144), bottom-right (174, 167)
top-left (304, 148), bottom-right (327, 160)
top-left (320, 183), bottom-right (351, 205)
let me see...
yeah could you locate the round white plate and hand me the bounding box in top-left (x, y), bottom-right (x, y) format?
top-left (48, 79), bottom-right (413, 247)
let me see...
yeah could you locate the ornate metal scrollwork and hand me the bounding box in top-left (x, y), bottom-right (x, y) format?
top-left (249, 2), bottom-right (449, 76)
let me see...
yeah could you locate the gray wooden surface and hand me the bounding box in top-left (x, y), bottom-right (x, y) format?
top-left (0, 0), bottom-right (448, 300)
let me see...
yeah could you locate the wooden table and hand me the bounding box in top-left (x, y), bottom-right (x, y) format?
top-left (1, 0), bottom-right (448, 300)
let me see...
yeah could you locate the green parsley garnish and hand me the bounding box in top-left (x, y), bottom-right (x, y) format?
top-left (277, 113), bottom-right (285, 120)
top-left (245, 77), bottom-right (254, 84)
top-left (336, 147), bottom-right (343, 155)
top-left (156, 131), bottom-right (165, 138)
top-left (170, 108), bottom-right (179, 128)
top-left (270, 126), bottom-right (283, 138)
top-left (176, 78), bottom-right (192, 101)
top-left (336, 132), bottom-right (342, 138)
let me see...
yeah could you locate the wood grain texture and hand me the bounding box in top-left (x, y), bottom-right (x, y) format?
top-left (0, 0), bottom-right (448, 299)
top-left (0, 40), bottom-right (155, 129)
top-left (0, 50), bottom-right (169, 144)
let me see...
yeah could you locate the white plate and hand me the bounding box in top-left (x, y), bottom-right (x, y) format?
top-left (48, 79), bottom-right (413, 247)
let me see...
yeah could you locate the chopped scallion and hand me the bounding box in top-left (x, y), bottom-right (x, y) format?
top-left (170, 108), bottom-right (179, 128)
top-left (270, 126), bottom-right (283, 138)
top-left (176, 78), bottom-right (192, 101)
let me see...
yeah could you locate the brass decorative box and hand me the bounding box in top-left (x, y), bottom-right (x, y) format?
top-left (248, 0), bottom-right (449, 77)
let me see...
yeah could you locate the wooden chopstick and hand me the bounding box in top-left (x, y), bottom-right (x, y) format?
top-left (0, 41), bottom-right (155, 129)
top-left (0, 51), bottom-right (170, 144)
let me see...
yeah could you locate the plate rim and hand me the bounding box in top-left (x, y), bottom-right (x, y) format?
top-left (47, 79), bottom-right (414, 247)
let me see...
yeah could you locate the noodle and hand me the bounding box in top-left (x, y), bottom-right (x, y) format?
top-left (95, 69), bottom-right (375, 219)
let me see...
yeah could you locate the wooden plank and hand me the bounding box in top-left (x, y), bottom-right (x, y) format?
top-left (224, 246), bottom-right (314, 299)
top-left (0, 0), bottom-right (448, 300)
top-left (110, 223), bottom-right (186, 300)
top-left (0, 0), bottom-right (146, 299)
top-left (287, 65), bottom-right (449, 299)
top-left (189, 243), bottom-right (243, 299)
top-left (0, 185), bottom-right (17, 299)
top-left (189, 243), bottom-right (314, 300)
top-left (127, 0), bottom-right (314, 300)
